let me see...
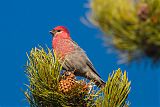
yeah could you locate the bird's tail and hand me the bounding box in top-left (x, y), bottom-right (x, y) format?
top-left (94, 79), bottom-right (106, 88)
top-left (85, 68), bottom-right (106, 88)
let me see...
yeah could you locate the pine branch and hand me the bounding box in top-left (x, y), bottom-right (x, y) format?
top-left (24, 46), bottom-right (94, 107)
top-left (94, 69), bottom-right (131, 107)
top-left (24, 46), bottom-right (131, 107)
top-left (89, 0), bottom-right (160, 63)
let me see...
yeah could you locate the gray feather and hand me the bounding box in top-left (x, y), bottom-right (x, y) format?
top-left (59, 40), bottom-right (105, 87)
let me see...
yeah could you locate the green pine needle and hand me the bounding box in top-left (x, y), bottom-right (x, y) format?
top-left (95, 69), bottom-right (131, 107)
top-left (89, 0), bottom-right (160, 63)
top-left (24, 46), bottom-right (94, 107)
top-left (24, 46), bottom-right (131, 107)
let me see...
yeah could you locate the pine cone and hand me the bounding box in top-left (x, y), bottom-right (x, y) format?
top-left (58, 72), bottom-right (77, 93)
top-left (137, 3), bottom-right (149, 21)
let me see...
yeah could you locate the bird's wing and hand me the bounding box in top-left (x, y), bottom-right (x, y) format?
top-left (86, 59), bottom-right (101, 78)
top-left (71, 40), bottom-right (101, 78)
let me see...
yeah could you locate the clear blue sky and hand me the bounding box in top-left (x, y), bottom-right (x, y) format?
top-left (0, 0), bottom-right (159, 106)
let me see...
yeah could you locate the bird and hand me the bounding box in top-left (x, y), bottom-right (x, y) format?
top-left (50, 26), bottom-right (105, 88)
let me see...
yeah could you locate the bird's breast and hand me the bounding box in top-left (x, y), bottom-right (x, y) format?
top-left (53, 39), bottom-right (75, 58)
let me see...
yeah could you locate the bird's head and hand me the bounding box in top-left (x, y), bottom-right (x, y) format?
top-left (50, 26), bottom-right (70, 39)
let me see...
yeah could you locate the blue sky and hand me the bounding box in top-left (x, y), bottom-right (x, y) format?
top-left (0, 0), bottom-right (159, 106)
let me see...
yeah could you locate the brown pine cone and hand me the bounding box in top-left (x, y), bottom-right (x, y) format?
top-left (137, 3), bottom-right (149, 21)
top-left (58, 72), bottom-right (77, 93)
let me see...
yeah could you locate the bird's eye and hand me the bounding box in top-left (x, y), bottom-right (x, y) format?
top-left (57, 30), bottom-right (61, 32)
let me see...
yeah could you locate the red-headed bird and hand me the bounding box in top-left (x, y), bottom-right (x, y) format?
top-left (50, 26), bottom-right (105, 88)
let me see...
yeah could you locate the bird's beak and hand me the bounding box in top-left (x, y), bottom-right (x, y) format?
top-left (49, 29), bottom-right (56, 36)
